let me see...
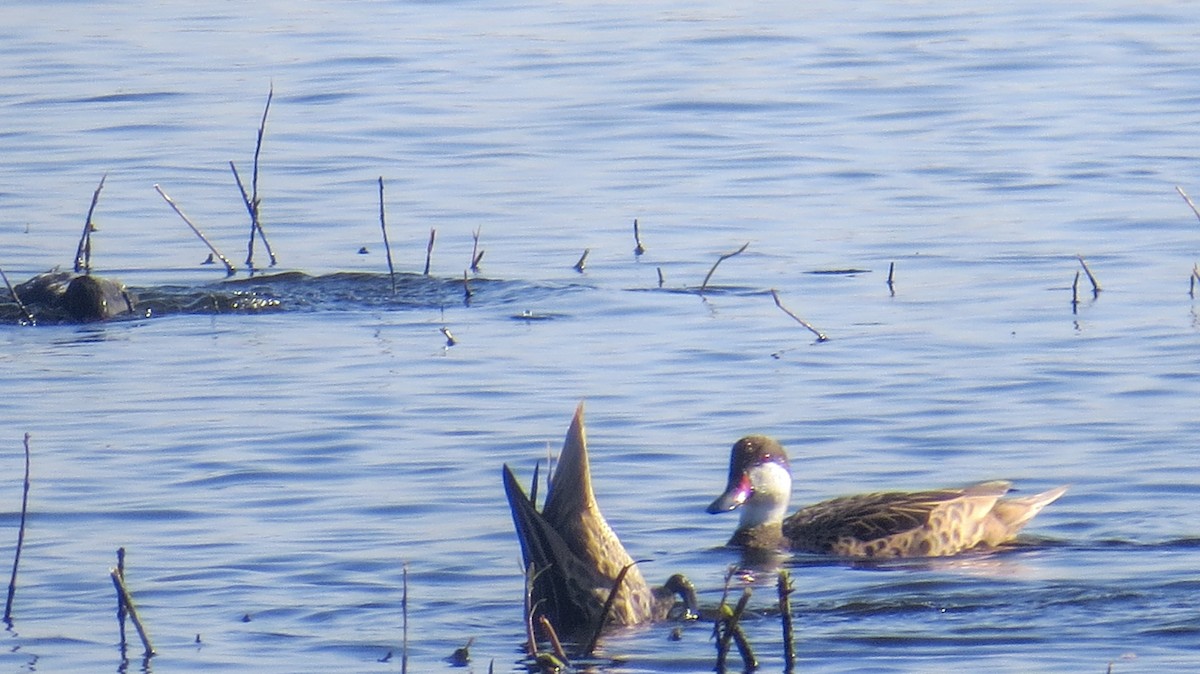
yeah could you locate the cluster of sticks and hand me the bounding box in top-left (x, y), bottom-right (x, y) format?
top-left (4, 436), bottom-right (154, 664)
top-left (712, 568), bottom-right (797, 674)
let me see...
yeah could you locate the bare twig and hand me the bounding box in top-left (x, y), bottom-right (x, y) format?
top-left (470, 228), bottom-right (484, 272)
top-left (700, 242), bottom-right (749, 294)
top-left (74, 174), bottom-right (106, 273)
top-left (0, 267), bottom-right (35, 324)
top-left (522, 563), bottom-right (538, 658)
top-left (155, 184), bottom-right (236, 276)
top-left (537, 616), bottom-right (569, 665)
top-left (656, 267), bottom-right (664, 288)
top-left (1176, 185), bottom-right (1200, 223)
top-left (116, 548), bottom-right (127, 650)
top-left (240, 85), bottom-right (277, 269)
top-left (378, 177), bottom-right (396, 295)
top-left (110, 560), bottom-right (154, 658)
top-left (423, 228), bottom-right (436, 276)
top-left (1072, 270), bottom-right (1080, 313)
top-left (633, 219), bottom-right (645, 256)
top-left (583, 562), bottom-right (637, 656)
top-left (886, 261), bottom-right (896, 296)
top-left (402, 562), bottom-right (409, 674)
top-left (1077, 255), bottom-right (1101, 296)
top-left (573, 248), bottom-right (589, 273)
top-left (3, 433), bottom-right (31, 623)
top-left (778, 570), bottom-right (795, 673)
top-left (771, 289), bottom-right (828, 342)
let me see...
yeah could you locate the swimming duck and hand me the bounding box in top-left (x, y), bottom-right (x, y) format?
top-left (707, 435), bottom-right (1067, 558)
top-left (503, 403), bottom-right (697, 641)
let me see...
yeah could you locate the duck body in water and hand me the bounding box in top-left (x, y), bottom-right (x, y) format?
top-left (502, 403), bottom-right (696, 643)
top-left (708, 435), bottom-right (1068, 558)
top-left (13, 270), bottom-right (136, 322)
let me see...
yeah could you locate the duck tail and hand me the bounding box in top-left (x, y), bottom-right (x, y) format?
top-left (987, 484), bottom-right (1069, 540)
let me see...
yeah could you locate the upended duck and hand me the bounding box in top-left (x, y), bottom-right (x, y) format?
top-left (707, 435), bottom-right (1067, 558)
top-left (502, 403), bottom-right (697, 641)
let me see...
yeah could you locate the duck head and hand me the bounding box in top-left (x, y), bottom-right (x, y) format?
top-left (706, 435), bottom-right (793, 531)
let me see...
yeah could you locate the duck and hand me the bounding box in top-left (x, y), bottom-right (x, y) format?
top-left (502, 403), bottom-right (697, 642)
top-left (707, 435), bottom-right (1067, 558)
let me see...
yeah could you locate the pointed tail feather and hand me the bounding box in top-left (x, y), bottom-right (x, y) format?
top-left (987, 485), bottom-right (1068, 542)
top-left (542, 402), bottom-right (596, 527)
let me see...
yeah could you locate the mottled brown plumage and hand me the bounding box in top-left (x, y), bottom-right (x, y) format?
top-left (708, 435), bottom-right (1067, 558)
top-left (503, 403), bottom-right (696, 640)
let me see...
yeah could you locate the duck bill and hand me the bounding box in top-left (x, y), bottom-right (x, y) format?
top-left (706, 474), bottom-right (751, 514)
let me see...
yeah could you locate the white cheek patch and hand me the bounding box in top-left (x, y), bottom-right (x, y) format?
top-left (738, 462), bottom-right (792, 528)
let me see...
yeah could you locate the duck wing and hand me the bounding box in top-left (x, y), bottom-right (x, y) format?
top-left (783, 481), bottom-right (1013, 551)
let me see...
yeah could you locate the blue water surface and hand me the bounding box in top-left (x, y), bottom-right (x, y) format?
top-left (0, 1), bottom-right (1198, 672)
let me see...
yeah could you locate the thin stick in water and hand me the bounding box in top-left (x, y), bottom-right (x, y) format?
top-left (0, 267), bottom-right (35, 325)
top-left (116, 548), bottom-right (127, 651)
top-left (74, 174), bottom-right (107, 273)
top-left (440, 326), bottom-right (456, 347)
top-left (463, 270), bottom-right (472, 302)
top-left (423, 228), bottom-right (436, 276)
top-left (886, 261), bottom-right (896, 295)
top-left (3, 433), bottom-right (31, 624)
top-left (574, 248), bottom-right (589, 273)
top-left (778, 570), bottom-right (795, 673)
top-left (110, 560), bottom-right (154, 658)
top-left (378, 178), bottom-right (396, 295)
top-left (771, 289), bottom-right (828, 342)
top-left (537, 616), bottom-right (569, 665)
top-left (699, 242), bottom-right (749, 294)
top-left (633, 218), bottom-right (645, 256)
top-left (1176, 185), bottom-right (1200, 223)
top-left (583, 562), bottom-right (636, 656)
top-left (402, 562), bottom-right (409, 674)
top-left (245, 85), bottom-right (277, 269)
top-left (1077, 255), bottom-right (1101, 296)
top-left (155, 185), bottom-right (236, 276)
top-left (470, 228), bottom-right (484, 272)
top-left (1072, 270), bottom-right (1080, 313)
top-left (656, 266), bottom-right (664, 288)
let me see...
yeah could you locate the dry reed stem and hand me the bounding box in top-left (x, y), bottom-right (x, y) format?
top-left (770, 289), bottom-right (828, 342)
top-left (574, 248), bottom-right (590, 273)
top-left (778, 570), bottom-right (795, 673)
top-left (656, 267), bottom-right (664, 288)
top-left (887, 261), bottom-right (896, 296)
top-left (154, 184), bottom-right (235, 275)
top-left (1077, 255), bottom-right (1101, 296)
top-left (1176, 185), bottom-right (1200, 223)
top-left (700, 242), bottom-right (749, 294)
top-left (633, 219), bottom-right (646, 255)
top-left (378, 177), bottom-right (396, 295)
top-left (402, 562), bottom-right (409, 674)
top-left (583, 562), bottom-right (637, 655)
top-left (3, 433), bottom-right (31, 623)
top-left (1072, 270), bottom-right (1080, 312)
top-left (440, 326), bottom-right (456, 346)
top-left (537, 616), bottom-right (569, 664)
top-left (74, 174), bottom-right (106, 273)
top-left (110, 561), bottom-right (154, 658)
top-left (470, 228), bottom-right (484, 272)
top-left (0, 267), bottom-right (34, 324)
top-left (241, 85), bottom-right (277, 268)
top-left (423, 228), bottom-right (436, 276)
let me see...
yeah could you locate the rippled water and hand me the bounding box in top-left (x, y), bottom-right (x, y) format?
top-left (1, 1), bottom-right (1199, 672)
